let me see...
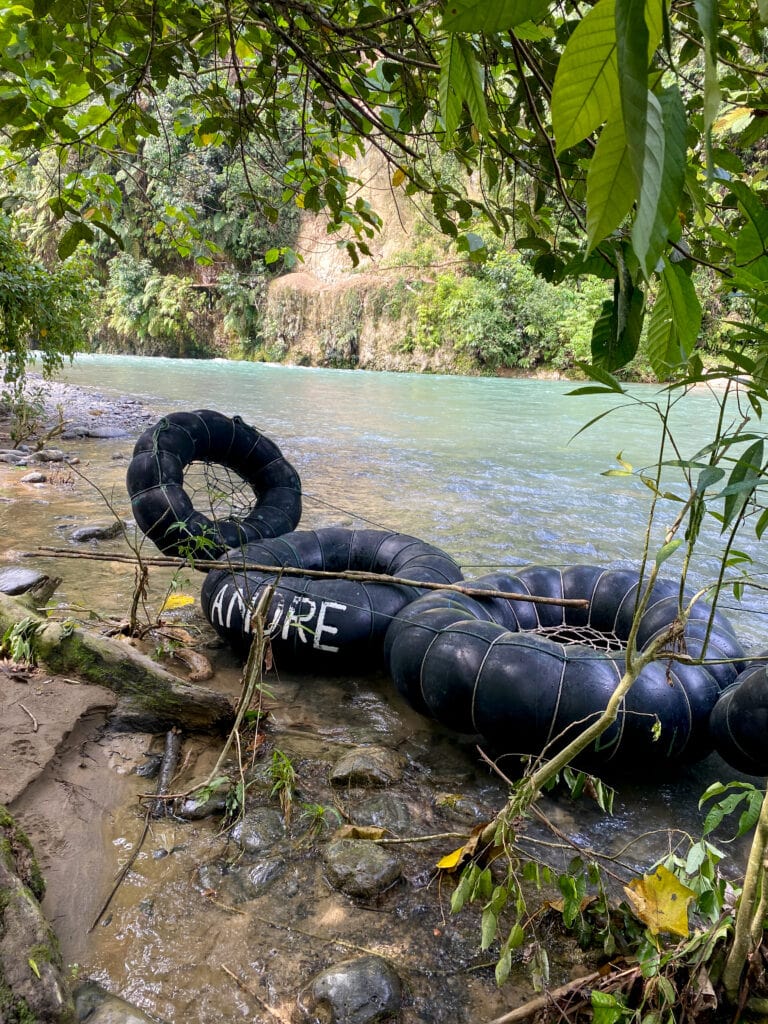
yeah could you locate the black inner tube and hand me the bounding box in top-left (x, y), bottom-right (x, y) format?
top-left (126, 410), bottom-right (302, 561)
top-left (384, 565), bottom-right (746, 773)
top-left (200, 527), bottom-right (464, 664)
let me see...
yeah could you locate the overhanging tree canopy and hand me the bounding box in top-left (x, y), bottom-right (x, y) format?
top-left (0, 0), bottom-right (766, 376)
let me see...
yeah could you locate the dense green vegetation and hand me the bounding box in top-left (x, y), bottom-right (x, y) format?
top-left (0, 0), bottom-right (765, 379)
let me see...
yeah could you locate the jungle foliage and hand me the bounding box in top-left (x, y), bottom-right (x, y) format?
top-left (0, 0), bottom-right (765, 379)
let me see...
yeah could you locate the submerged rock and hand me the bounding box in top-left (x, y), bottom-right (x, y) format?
top-left (74, 980), bottom-right (170, 1023)
top-left (70, 520), bottom-right (125, 542)
top-left (324, 839), bottom-right (401, 898)
top-left (296, 955), bottom-right (402, 1024)
top-left (230, 807), bottom-right (286, 853)
top-left (330, 746), bottom-right (405, 788)
top-left (0, 566), bottom-right (49, 595)
top-left (196, 855), bottom-right (286, 903)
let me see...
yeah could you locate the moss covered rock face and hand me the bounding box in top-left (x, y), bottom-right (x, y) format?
top-left (0, 805), bottom-right (76, 1024)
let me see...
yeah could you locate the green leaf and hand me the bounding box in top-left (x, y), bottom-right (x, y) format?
top-left (694, 0), bottom-right (720, 162)
top-left (655, 538), bottom-right (682, 565)
top-left (664, 262), bottom-right (702, 354)
top-left (441, 0), bottom-right (549, 32)
top-left (696, 466), bottom-right (725, 493)
top-left (591, 278), bottom-right (644, 371)
top-left (631, 90), bottom-right (665, 276)
top-left (586, 116), bottom-right (635, 250)
top-left (573, 360), bottom-right (626, 393)
top-left (615, 0), bottom-right (649, 188)
top-left (731, 181), bottom-right (768, 269)
top-left (552, 0), bottom-right (620, 153)
top-left (759, 0), bottom-right (768, 24)
top-left (481, 907), bottom-right (498, 949)
top-left (720, 439), bottom-right (764, 531)
top-left (633, 85), bottom-right (687, 279)
top-left (591, 989), bottom-right (629, 1024)
top-left (646, 285), bottom-right (674, 377)
top-left (57, 220), bottom-right (94, 258)
top-left (439, 35), bottom-right (489, 140)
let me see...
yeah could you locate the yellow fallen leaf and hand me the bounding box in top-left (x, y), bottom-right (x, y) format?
top-left (160, 593), bottom-right (195, 611)
top-left (624, 865), bottom-right (695, 938)
top-left (436, 846), bottom-right (467, 871)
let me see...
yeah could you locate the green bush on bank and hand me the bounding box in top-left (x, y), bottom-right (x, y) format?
top-left (409, 252), bottom-right (610, 371)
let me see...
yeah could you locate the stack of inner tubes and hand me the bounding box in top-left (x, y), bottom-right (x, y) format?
top-left (127, 411), bottom-right (768, 777)
top-left (384, 565), bottom-right (748, 772)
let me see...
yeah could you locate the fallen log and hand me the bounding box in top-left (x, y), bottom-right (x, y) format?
top-left (0, 593), bottom-right (234, 734)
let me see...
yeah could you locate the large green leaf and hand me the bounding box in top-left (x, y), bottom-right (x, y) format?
top-left (552, 0), bottom-right (619, 153)
top-left (631, 91), bottom-right (665, 277)
top-left (615, 0), bottom-right (649, 187)
top-left (646, 285), bottom-right (674, 378)
top-left (731, 180), bottom-right (768, 270)
top-left (694, 0), bottom-right (720, 160)
top-left (632, 86), bottom-right (687, 278)
top-left (586, 116), bottom-right (635, 251)
top-left (646, 263), bottom-right (703, 376)
top-left (442, 0), bottom-right (549, 32)
top-left (552, 0), bottom-right (663, 153)
top-left (439, 35), bottom-right (489, 141)
top-left (720, 439), bottom-right (765, 532)
top-left (591, 278), bottom-right (644, 370)
top-left (664, 262), bottom-right (702, 354)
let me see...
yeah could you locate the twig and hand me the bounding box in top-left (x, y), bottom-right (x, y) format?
top-left (149, 727), bottom-right (183, 818)
top-left (373, 831), bottom-right (469, 845)
top-left (88, 811), bottom-right (150, 932)
top-left (483, 969), bottom-right (605, 1024)
top-left (34, 546), bottom-right (589, 608)
top-left (220, 964), bottom-right (291, 1024)
top-left (19, 702), bottom-right (38, 731)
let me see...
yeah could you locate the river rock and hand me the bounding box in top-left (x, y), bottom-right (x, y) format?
top-left (352, 794), bottom-right (414, 834)
top-left (0, 566), bottom-right (49, 595)
top-left (70, 520), bottom-right (125, 542)
top-left (229, 807), bottom-right (286, 853)
top-left (179, 785), bottom-right (230, 819)
top-left (323, 839), bottom-right (401, 898)
top-left (20, 470), bottom-right (46, 484)
top-left (29, 448), bottom-right (67, 463)
top-left (330, 747), bottom-right (405, 788)
top-left (296, 955), bottom-right (402, 1024)
top-left (197, 855), bottom-right (286, 903)
top-left (74, 980), bottom-right (170, 1023)
top-left (0, 450), bottom-right (28, 464)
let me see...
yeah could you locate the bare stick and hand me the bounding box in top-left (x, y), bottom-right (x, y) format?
top-left (19, 703), bottom-right (38, 731)
top-left (149, 727), bottom-right (183, 818)
top-left (34, 546), bottom-right (588, 608)
top-left (220, 964), bottom-right (291, 1024)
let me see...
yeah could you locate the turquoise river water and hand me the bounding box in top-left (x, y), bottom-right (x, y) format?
top-left (55, 354), bottom-right (767, 648)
